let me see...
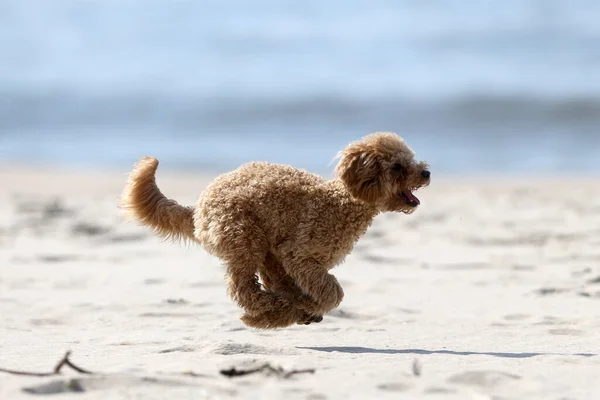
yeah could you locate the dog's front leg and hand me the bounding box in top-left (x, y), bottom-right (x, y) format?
top-left (284, 259), bottom-right (345, 316)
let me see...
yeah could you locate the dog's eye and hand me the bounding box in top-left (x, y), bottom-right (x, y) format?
top-left (391, 163), bottom-right (404, 173)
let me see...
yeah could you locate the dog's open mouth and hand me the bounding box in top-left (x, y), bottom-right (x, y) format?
top-left (400, 190), bottom-right (420, 207)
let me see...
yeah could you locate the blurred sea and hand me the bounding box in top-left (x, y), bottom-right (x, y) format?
top-left (1, 1), bottom-right (600, 175)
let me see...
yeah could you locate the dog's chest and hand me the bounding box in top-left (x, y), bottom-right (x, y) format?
top-left (308, 216), bottom-right (374, 268)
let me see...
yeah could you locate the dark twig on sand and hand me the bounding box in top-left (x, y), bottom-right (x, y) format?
top-left (0, 351), bottom-right (92, 377)
top-left (1, 352), bottom-right (312, 381)
top-left (220, 363), bottom-right (315, 379)
top-left (281, 368), bottom-right (315, 379)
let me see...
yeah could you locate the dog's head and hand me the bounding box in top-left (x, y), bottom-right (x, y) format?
top-left (335, 132), bottom-right (430, 213)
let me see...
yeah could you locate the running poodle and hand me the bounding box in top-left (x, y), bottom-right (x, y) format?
top-left (120, 132), bottom-right (430, 329)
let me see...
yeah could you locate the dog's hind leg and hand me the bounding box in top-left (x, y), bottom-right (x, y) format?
top-left (224, 250), bottom-right (310, 329)
top-left (258, 252), bottom-right (303, 296)
top-left (258, 252), bottom-right (323, 325)
top-left (225, 261), bottom-right (290, 315)
top-left (205, 216), bottom-right (317, 329)
top-left (226, 264), bottom-right (310, 329)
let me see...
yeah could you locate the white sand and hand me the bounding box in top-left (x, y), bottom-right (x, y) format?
top-left (1, 165), bottom-right (599, 399)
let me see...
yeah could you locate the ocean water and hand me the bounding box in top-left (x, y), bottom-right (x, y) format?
top-left (1, 1), bottom-right (600, 175)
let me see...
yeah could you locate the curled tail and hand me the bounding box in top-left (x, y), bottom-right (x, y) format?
top-left (120, 156), bottom-right (196, 243)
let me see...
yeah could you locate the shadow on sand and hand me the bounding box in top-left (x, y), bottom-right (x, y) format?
top-left (297, 346), bottom-right (596, 359)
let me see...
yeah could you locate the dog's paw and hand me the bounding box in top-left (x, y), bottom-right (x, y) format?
top-left (239, 305), bottom-right (309, 330)
top-left (297, 314), bottom-right (323, 325)
top-left (241, 312), bottom-right (294, 329)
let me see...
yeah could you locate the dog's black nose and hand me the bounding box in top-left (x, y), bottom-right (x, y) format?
top-left (421, 170), bottom-right (431, 179)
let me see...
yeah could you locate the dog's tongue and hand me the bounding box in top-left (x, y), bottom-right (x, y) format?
top-left (403, 190), bottom-right (420, 205)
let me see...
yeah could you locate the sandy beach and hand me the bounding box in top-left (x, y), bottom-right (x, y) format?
top-left (1, 165), bottom-right (599, 399)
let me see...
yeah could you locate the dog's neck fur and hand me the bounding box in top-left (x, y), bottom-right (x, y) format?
top-left (328, 178), bottom-right (380, 236)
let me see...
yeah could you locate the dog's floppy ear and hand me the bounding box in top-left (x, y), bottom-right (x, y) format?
top-left (335, 145), bottom-right (383, 203)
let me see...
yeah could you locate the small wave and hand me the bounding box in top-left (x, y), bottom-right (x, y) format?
top-left (1, 91), bottom-right (600, 136)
